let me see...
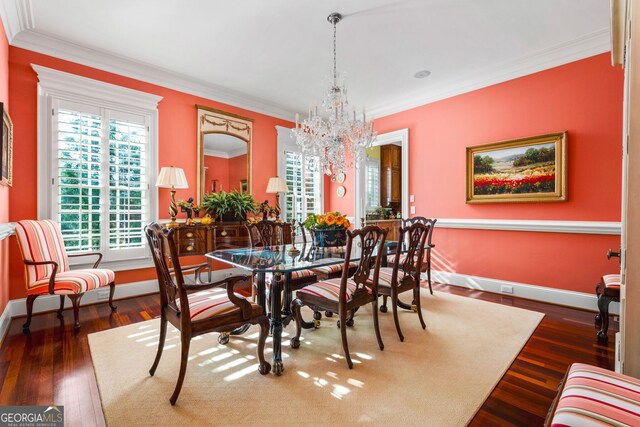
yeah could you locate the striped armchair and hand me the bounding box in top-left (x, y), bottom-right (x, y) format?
top-left (15, 220), bottom-right (117, 331)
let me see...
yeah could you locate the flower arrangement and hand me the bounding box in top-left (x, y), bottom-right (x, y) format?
top-left (303, 211), bottom-right (350, 230)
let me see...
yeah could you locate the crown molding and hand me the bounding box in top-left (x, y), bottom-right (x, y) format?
top-left (11, 29), bottom-right (295, 121)
top-left (369, 28), bottom-right (611, 119)
top-left (0, 0), bottom-right (34, 43)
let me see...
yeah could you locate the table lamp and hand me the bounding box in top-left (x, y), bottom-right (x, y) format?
top-left (156, 166), bottom-right (189, 227)
top-left (266, 176), bottom-right (288, 220)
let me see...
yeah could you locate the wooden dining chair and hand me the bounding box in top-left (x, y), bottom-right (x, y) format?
top-left (290, 225), bottom-right (387, 369)
top-left (14, 219), bottom-right (117, 331)
top-left (387, 217), bottom-right (437, 294)
top-left (145, 223), bottom-right (271, 405)
top-left (375, 221), bottom-right (429, 341)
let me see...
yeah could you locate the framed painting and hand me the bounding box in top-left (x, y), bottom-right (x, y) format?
top-left (466, 132), bottom-right (567, 203)
top-left (0, 102), bottom-right (13, 186)
top-left (240, 179), bottom-right (248, 193)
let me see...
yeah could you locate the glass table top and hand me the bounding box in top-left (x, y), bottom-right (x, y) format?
top-left (206, 244), bottom-right (355, 273)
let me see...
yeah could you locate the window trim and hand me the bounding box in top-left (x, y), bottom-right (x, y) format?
top-left (34, 65), bottom-right (163, 271)
top-left (275, 125), bottom-right (324, 223)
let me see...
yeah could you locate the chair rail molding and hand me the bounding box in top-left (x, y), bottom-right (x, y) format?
top-left (435, 218), bottom-right (621, 235)
top-left (0, 222), bottom-right (16, 241)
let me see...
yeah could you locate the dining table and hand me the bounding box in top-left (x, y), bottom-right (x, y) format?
top-left (207, 243), bottom-right (359, 375)
top-left (206, 240), bottom-right (425, 375)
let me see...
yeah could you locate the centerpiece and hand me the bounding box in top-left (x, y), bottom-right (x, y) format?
top-left (303, 211), bottom-right (351, 247)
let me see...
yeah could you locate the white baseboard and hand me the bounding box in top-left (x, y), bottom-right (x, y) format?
top-left (431, 270), bottom-right (619, 314)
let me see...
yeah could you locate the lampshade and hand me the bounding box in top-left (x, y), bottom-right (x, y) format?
top-left (266, 176), bottom-right (288, 193)
top-left (156, 166), bottom-right (189, 189)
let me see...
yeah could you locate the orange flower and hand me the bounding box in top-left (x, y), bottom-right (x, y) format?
top-left (335, 216), bottom-right (344, 227)
top-left (317, 215), bottom-right (326, 225)
top-left (325, 215), bottom-right (336, 226)
top-left (343, 219), bottom-right (351, 228)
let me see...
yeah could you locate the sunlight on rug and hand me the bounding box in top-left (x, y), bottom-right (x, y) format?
top-left (89, 292), bottom-right (543, 426)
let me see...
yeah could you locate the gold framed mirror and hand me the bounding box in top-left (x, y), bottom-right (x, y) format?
top-left (196, 105), bottom-right (253, 203)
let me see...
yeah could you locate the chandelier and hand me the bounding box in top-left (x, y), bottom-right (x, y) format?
top-left (292, 12), bottom-right (376, 176)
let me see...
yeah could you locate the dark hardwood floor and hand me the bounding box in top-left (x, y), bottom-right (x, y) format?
top-left (0, 283), bottom-right (616, 426)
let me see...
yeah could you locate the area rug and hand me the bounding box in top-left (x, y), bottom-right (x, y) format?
top-left (88, 292), bottom-right (543, 426)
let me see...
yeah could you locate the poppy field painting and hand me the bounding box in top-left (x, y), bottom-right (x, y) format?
top-left (466, 132), bottom-right (567, 203)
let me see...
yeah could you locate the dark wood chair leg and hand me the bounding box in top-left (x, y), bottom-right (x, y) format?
top-left (594, 283), bottom-right (603, 325)
top-left (426, 255), bottom-right (434, 295)
top-left (170, 334), bottom-right (191, 405)
top-left (339, 308), bottom-right (353, 369)
top-left (380, 295), bottom-right (389, 313)
top-left (22, 295), bottom-right (38, 331)
top-left (56, 295), bottom-right (65, 318)
top-left (149, 314), bottom-right (168, 376)
top-left (372, 297), bottom-right (384, 351)
top-left (67, 293), bottom-right (83, 330)
top-left (597, 294), bottom-right (613, 343)
top-left (257, 318), bottom-right (271, 375)
top-left (415, 286), bottom-right (426, 330)
top-left (290, 299), bottom-right (303, 349)
top-left (108, 281), bottom-right (117, 311)
top-left (390, 291), bottom-right (404, 342)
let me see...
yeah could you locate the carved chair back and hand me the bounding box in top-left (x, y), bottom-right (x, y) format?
top-left (340, 225), bottom-right (387, 300)
top-left (403, 216), bottom-right (437, 247)
top-left (394, 222), bottom-right (429, 280)
top-left (247, 221), bottom-right (285, 247)
top-left (145, 223), bottom-right (189, 320)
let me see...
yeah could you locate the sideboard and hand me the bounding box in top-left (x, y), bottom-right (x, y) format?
top-left (168, 221), bottom-right (292, 256)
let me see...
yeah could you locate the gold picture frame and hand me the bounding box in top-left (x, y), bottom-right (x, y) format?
top-left (466, 132), bottom-right (567, 204)
top-left (1, 102), bottom-right (13, 186)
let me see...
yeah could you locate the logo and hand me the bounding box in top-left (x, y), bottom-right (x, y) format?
top-left (0, 406), bottom-right (64, 427)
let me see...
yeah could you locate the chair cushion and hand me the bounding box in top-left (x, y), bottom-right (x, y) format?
top-left (310, 262), bottom-right (358, 275)
top-left (178, 289), bottom-right (261, 322)
top-left (29, 268), bottom-right (115, 295)
top-left (368, 267), bottom-right (394, 290)
top-left (290, 269), bottom-right (316, 280)
top-left (550, 363), bottom-right (640, 426)
top-left (602, 274), bottom-right (621, 288)
top-left (296, 278), bottom-right (361, 303)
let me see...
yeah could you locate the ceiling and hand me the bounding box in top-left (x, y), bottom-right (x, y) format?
top-left (1, 0), bottom-right (611, 120)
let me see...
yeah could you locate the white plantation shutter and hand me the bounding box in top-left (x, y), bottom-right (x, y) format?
top-left (366, 159), bottom-right (380, 209)
top-left (108, 112), bottom-right (148, 252)
top-left (51, 99), bottom-right (151, 260)
top-left (55, 104), bottom-right (103, 252)
top-left (283, 151), bottom-right (322, 225)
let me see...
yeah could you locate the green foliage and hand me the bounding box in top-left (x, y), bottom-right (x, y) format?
top-left (474, 155), bottom-right (495, 173)
top-left (201, 190), bottom-right (257, 219)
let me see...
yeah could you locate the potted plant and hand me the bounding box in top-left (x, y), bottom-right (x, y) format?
top-left (201, 190), bottom-right (256, 222)
top-left (303, 211), bottom-right (351, 247)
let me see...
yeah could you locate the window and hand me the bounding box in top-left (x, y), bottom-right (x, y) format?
top-left (366, 159), bottom-right (380, 210)
top-left (276, 126), bottom-right (323, 228)
top-left (283, 151), bottom-right (322, 224)
top-left (36, 65), bottom-right (162, 266)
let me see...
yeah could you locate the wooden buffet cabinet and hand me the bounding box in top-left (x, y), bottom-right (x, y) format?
top-left (168, 221), bottom-right (292, 256)
top-left (362, 219), bottom-right (403, 242)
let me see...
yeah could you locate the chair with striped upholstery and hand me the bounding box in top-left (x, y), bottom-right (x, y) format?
top-left (375, 221), bottom-right (429, 341)
top-left (290, 225), bottom-right (387, 369)
top-left (145, 223), bottom-right (270, 405)
top-left (386, 217), bottom-right (437, 294)
top-left (595, 273), bottom-right (621, 342)
top-left (15, 219), bottom-right (117, 331)
top-left (545, 363), bottom-right (640, 426)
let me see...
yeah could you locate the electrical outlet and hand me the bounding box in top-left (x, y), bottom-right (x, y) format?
top-left (97, 290), bottom-right (110, 301)
top-left (500, 285), bottom-right (514, 294)
top-left (410, 195), bottom-right (415, 202)
top-left (410, 206), bottom-right (416, 214)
